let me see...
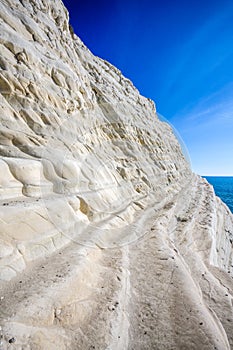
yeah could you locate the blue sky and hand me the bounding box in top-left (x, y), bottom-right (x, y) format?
top-left (63, 0), bottom-right (233, 175)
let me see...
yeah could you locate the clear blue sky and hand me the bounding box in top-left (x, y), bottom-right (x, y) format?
top-left (62, 0), bottom-right (233, 175)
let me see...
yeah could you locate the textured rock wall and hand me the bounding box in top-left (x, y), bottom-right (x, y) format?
top-left (0, 0), bottom-right (233, 349)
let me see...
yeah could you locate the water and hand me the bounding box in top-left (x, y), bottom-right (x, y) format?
top-left (203, 176), bottom-right (233, 213)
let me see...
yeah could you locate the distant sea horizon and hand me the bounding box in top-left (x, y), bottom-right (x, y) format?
top-left (203, 176), bottom-right (233, 213)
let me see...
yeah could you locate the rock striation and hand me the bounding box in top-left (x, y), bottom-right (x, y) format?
top-left (0, 0), bottom-right (232, 349)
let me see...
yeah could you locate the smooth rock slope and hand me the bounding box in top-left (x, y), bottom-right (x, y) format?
top-left (0, 0), bottom-right (232, 349)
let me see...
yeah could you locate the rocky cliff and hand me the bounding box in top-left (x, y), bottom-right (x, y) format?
top-left (0, 0), bottom-right (233, 349)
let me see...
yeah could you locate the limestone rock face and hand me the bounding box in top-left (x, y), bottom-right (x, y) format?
top-left (0, 0), bottom-right (232, 349)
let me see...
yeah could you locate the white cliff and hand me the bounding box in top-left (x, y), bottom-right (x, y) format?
top-left (0, 0), bottom-right (232, 349)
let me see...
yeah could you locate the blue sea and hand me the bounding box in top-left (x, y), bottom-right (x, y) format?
top-left (203, 177), bottom-right (233, 213)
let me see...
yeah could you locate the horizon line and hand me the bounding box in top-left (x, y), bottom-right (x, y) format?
top-left (201, 174), bottom-right (233, 177)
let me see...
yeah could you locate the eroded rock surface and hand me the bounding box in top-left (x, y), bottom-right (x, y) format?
top-left (0, 0), bottom-right (232, 349)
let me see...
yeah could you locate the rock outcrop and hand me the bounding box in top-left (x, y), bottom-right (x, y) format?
top-left (0, 0), bottom-right (232, 349)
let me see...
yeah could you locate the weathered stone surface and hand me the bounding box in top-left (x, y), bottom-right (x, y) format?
top-left (0, 0), bottom-right (232, 349)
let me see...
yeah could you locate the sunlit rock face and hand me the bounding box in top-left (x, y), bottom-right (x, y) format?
top-left (0, 1), bottom-right (232, 349)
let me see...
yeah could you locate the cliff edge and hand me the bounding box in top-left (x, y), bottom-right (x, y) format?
top-left (0, 0), bottom-right (233, 349)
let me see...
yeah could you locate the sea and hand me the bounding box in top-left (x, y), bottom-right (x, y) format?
top-left (203, 176), bottom-right (233, 213)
